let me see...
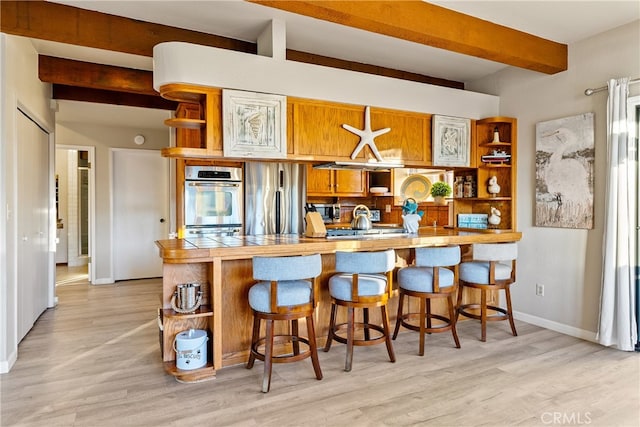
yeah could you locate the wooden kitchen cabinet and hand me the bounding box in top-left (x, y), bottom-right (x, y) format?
top-left (290, 98), bottom-right (431, 166)
top-left (307, 165), bottom-right (366, 196)
top-left (452, 117), bottom-right (517, 231)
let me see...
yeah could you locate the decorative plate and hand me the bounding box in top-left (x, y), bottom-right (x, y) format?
top-left (400, 174), bottom-right (432, 202)
top-left (369, 186), bottom-right (388, 194)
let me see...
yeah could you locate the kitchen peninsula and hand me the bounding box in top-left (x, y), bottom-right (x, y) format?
top-left (156, 227), bottom-right (521, 382)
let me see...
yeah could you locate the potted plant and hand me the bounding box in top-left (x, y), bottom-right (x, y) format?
top-left (430, 181), bottom-right (452, 205)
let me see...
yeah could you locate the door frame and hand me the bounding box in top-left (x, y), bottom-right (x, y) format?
top-left (56, 145), bottom-right (96, 284)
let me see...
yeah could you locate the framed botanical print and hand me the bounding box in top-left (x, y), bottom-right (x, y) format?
top-left (432, 115), bottom-right (471, 167)
top-left (222, 89), bottom-right (287, 159)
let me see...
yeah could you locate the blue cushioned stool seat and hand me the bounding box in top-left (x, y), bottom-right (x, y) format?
top-left (329, 273), bottom-right (387, 301)
top-left (460, 261), bottom-right (512, 284)
top-left (398, 267), bottom-right (455, 292)
top-left (249, 280), bottom-right (311, 313)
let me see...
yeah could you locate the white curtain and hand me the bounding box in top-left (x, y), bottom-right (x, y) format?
top-left (597, 77), bottom-right (638, 351)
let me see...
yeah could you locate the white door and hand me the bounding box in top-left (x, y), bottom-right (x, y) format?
top-left (17, 110), bottom-right (50, 340)
top-left (113, 149), bottom-right (169, 280)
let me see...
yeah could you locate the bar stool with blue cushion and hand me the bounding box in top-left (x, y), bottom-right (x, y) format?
top-left (324, 249), bottom-right (396, 372)
top-left (393, 245), bottom-right (461, 355)
top-left (456, 242), bottom-right (518, 342)
top-left (246, 253), bottom-right (323, 392)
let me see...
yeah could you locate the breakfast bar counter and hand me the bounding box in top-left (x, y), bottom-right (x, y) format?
top-left (156, 228), bottom-right (522, 381)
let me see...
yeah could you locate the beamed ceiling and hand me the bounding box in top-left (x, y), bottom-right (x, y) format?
top-left (0, 0), bottom-right (637, 127)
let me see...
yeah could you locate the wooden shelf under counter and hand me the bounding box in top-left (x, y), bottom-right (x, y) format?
top-left (163, 361), bottom-right (216, 382)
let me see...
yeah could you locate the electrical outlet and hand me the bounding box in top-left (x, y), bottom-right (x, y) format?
top-left (385, 204), bottom-right (391, 213)
top-left (536, 283), bottom-right (545, 297)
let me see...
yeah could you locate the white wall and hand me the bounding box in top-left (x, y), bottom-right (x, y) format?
top-left (55, 122), bottom-right (170, 283)
top-left (467, 20), bottom-right (640, 339)
top-left (0, 34), bottom-right (56, 373)
top-left (154, 42), bottom-right (500, 120)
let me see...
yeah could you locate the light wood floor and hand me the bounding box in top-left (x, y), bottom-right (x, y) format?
top-left (2, 275), bottom-right (639, 427)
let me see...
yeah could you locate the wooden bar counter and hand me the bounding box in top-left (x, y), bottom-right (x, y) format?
top-left (156, 227), bottom-right (522, 382)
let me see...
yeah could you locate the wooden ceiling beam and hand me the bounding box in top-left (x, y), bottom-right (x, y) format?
top-left (286, 49), bottom-right (463, 89)
top-left (0, 0), bottom-right (256, 56)
top-left (1, 0), bottom-right (464, 90)
top-left (52, 85), bottom-right (178, 110)
top-left (39, 55), bottom-right (157, 96)
top-left (250, 0), bottom-right (568, 74)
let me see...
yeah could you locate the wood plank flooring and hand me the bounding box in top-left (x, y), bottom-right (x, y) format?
top-left (1, 276), bottom-right (638, 426)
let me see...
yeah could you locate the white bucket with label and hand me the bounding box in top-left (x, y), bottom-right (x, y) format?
top-left (174, 329), bottom-right (208, 370)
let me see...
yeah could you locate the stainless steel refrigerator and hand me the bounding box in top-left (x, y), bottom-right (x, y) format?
top-left (244, 162), bottom-right (306, 235)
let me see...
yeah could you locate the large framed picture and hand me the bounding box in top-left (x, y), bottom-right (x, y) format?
top-left (535, 112), bottom-right (594, 229)
top-left (432, 115), bottom-right (471, 167)
top-left (222, 89), bottom-right (287, 159)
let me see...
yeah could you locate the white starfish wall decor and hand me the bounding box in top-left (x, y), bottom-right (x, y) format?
top-left (342, 106), bottom-right (391, 161)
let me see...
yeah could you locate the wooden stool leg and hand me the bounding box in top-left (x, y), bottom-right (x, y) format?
top-left (345, 307), bottom-right (355, 372)
top-left (480, 289), bottom-right (487, 342)
top-left (393, 289), bottom-right (404, 340)
top-left (246, 314), bottom-right (260, 369)
top-left (262, 319), bottom-right (274, 393)
top-left (381, 305), bottom-right (396, 363)
top-left (448, 293), bottom-right (461, 348)
top-left (505, 286), bottom-right (518, 337)
top-left (419, 296), bottom-right (426, 356)
top-left (392, 292), bottom-right (404, 340)
top-left (426, 298), bottom-right (432, 330)
top-left (306, 314), bottom-right (323, 380)
top-left (324, 303), bottom-right (337, 352)
top-left (292, 319), bottom-right (300, 355)
top-left (363, 307), bottom-right (370, 341)
top-left (456, 283), bottom-right (464, 322)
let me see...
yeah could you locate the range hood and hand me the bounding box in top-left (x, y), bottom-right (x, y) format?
top-left (313, 160), bottom-right (404, 171)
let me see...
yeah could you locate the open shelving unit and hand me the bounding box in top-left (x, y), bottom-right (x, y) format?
top-left (453, 117), bottom-right (517, 231)
top-left (158, 262), bottom-right (217, 382)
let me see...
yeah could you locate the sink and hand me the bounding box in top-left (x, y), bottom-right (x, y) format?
top-left (325, 226), bottom-right (407, 238)
top-left (325, 232), bottom-right (410, 240)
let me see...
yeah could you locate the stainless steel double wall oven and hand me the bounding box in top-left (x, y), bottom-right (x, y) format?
top-left (183, 166), bottom-right (243, 236)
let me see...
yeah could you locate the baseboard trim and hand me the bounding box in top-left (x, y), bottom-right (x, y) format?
top-left (92, 278), bottom-right (115, 285)
top-left (0, 349), bottom-right (17, 374)
top-left (513, 310), bottom-right (598, 343)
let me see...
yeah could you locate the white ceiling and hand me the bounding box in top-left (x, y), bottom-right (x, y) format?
top-left (43, 0), bottom-right (640, 130)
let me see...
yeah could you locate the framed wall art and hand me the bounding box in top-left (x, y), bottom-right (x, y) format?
top-left (535, 112), bottom-right (595, 229)
top-left (432, 115), bottom-right (471, 167)
top-left (223, 89), bottom-right (287, 159)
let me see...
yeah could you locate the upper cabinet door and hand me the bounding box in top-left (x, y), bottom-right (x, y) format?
top-left (334, 170), bottom-right (365, 195)
top-left (307, 166), bottom-right (334, 195)
top-left (306, 165), bottom-right (366, 197)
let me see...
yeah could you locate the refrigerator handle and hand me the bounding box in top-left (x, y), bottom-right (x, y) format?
top-left (275, 191), bottom-right (281, 234)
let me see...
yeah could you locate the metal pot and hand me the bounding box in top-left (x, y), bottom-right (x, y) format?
top-left (351, 204), bottom-right (372, 230)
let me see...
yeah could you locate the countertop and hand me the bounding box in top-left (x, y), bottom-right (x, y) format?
top-left (156, 227), bottom-right (522, 263)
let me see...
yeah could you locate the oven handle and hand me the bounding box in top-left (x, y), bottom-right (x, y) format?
top-left (187, 182), bottom-right (240, 188)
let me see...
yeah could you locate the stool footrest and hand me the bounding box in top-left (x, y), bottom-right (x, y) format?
top-left (330, 322), bottom-right (387, 347)
top-left (458, 303), bottom-right (510, 322)
top-left (250, 334), bottom-right (313, 364)
top-left (397, 312), bottom-right (455, 334)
